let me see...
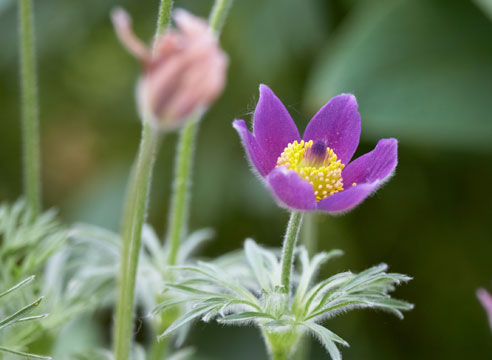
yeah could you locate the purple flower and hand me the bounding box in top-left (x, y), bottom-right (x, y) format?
top-left (477, 288), bottom-right (492, 331)
top-left (233, 85), bottom-right (398, 214)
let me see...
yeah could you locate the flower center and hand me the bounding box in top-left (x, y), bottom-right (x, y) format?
top-left (276, 140), bottom-right (345, 201)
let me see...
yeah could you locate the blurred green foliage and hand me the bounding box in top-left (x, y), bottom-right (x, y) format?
top-left (1, 0), bottom-right (492, 359)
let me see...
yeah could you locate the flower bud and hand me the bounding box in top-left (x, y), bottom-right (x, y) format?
top-left (111, 8), bottom-right (228, 130)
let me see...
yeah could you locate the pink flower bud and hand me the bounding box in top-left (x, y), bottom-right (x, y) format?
top-left (111, 8), bottom-right (228, 130)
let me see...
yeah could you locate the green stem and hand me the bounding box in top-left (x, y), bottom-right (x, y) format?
top-left (292, 337), bottom-right (309, 360)
top-left (166, 117), bottom-right (199, 266)
top-left (153, 1), bottom-right (234, 357)
top-left (293, 214), bottom-right (317, 360)
top-left (209, 0), bottom-right (234, 34)
top-left (302, 213), bottom-right (317, 257)
top-left (149, 336), bottom-right (168, 360)
top-left (113, 122), bottom-right (161, 360)
top-left (18, 0), bottom-right (41, 217)
top-left (165, 0), bottom-right (233, 267)
top-left (280, 212), bottom-right (304, 292)
top-left (272, 351), bottom-right (288, 360)
top-left (155, 0), bottom-right (173, 37)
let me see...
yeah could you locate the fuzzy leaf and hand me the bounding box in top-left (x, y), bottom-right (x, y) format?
top-left (302, 322), bottom-right (347, 360)
top-left (218, 311), bottom-right (275, 324)
top-left (0, 276), bottom-right (35, 299)
top-left (0, 297), bottom-right (44, 330)
top-left (0, 346), bottom-right (52, 359)
top-left (159, 304), bottom-right (220, 339)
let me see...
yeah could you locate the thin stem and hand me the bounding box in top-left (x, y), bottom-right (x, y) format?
top-left (280, 212), bottom-right (304, 292)
top-left (155, 0), bottom-right (173, 37)
top-left (302, 213), bottom-right (317, 257)
top-left (113, 122), bottom-right (161, 360)
top-left (209, 0), bottom-right (234, 35)
top-left (18, 0), bottom-right (41, 216)
top-left (293, 214), bottom-right (317, 360)
top-left (166, 117), bottom-right (199, 266)
top-left (149, 336), bottom-right (168, 360)
top-left (165, 0), bottom-right (233, 266)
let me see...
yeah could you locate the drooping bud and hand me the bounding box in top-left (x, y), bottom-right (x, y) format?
top-left (111, 8), bottom-right (228, 130)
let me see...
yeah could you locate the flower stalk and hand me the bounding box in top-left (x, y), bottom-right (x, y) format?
top-left (165, 0), bottom-right (233, 263)
top-left (18, 0), bottom-right (41, 217)
top-left (209, 0), bottom-right (235, 35)
top-left (155, 0), bottom-right (173, 36)
top-left (280, 212), bottom-right (304, 292)
top-left (166, 114), bottom-right (199, 266)
top-left (113, 121), bottom-right (161, 360)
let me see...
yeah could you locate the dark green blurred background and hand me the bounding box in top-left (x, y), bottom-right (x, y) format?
top-left (2, 0), bottom-right (492, 358)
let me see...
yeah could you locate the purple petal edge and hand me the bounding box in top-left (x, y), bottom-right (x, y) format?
top-left (266, 166), bottom-right (317, 211)
top-left (253, 85), bottom-right (300, 173)
top-left (342, 138), bottom-right (398, 186)
top-left (303, 94), bottom-right (361, 165)
top-left (316, 181), bottom-right (380, 214)
top-left (233, 120), bottom-right (270, 176)
top-left (317, 138), bottom-right (398, 214)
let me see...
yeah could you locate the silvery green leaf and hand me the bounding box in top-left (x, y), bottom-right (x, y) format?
top-left (295, 249), bottom-right (344, 306)
top-left (0, 346), bottom-right (52, 359)
top-left (0, 297), bottom-right (44, 330)
top-left (159, 304), bottom-right (220, 339)
top-left (262, 319), bottom-right (292, 328)
top-left (167, 347), bottom-right (195, 360)
top-left (177, 228), bottom-right (215, 264)
top-left (218, 311), bottom-right (275, 324)
top-left (302, 321), bottom-right (347, 360)
top-left (155, 239), bottom-right (412, 359)
top-left (0, 276), bottom-right (34, 299)
top-left (245, 239), bottom-right (272, 290)
top-left (304, 272), bottom-right (354, 313)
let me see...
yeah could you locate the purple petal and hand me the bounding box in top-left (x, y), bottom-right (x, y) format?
top-left (266, 166), bottom-right (317, 210)
top-left (303, 94), bottom-right (361, 165)
top-left (233, 120), bottom-right (270, 177)
top-left (477, 288), bottom-right (492, 331)
top-left (342, 138), bottom-right (398, 185)
top-left (316, 181), bottom-right (380, 214)
top-left (253, 85), bottom-right (300, 173)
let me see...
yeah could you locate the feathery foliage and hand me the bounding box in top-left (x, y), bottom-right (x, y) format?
top-left (0, 276), bottom-right (51, 359)
top-left (0, 199), bottom-right (66, 287)
top-left (156, 239), bottom-right (413, 359)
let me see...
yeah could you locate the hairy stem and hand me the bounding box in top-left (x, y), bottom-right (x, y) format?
top-left (155, 0), bottom-right (173, 37)
top-left (113, 122), bottom-right (161, 360)
top-left (18, 0), bottom-right (41, 216)
top-left (149, 336), bottom-right (168, 360)
top-left (209, 0), bottom-right (234, 34)
top-left (155, 0), bottom-right (234, 357)
top-left (166, 117), bottom-right (199, 266)
top-left (293, 214), bottom-right (317, 360)
top-left (280, 212), bottom-right (304, 292)
top-left (165, 0), bottom-right (233, 266)
top-left (302, 213), bottom-right (318, 256)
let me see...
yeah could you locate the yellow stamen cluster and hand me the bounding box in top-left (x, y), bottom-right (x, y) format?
top-left (276, 140), bottom-right (345, 202)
